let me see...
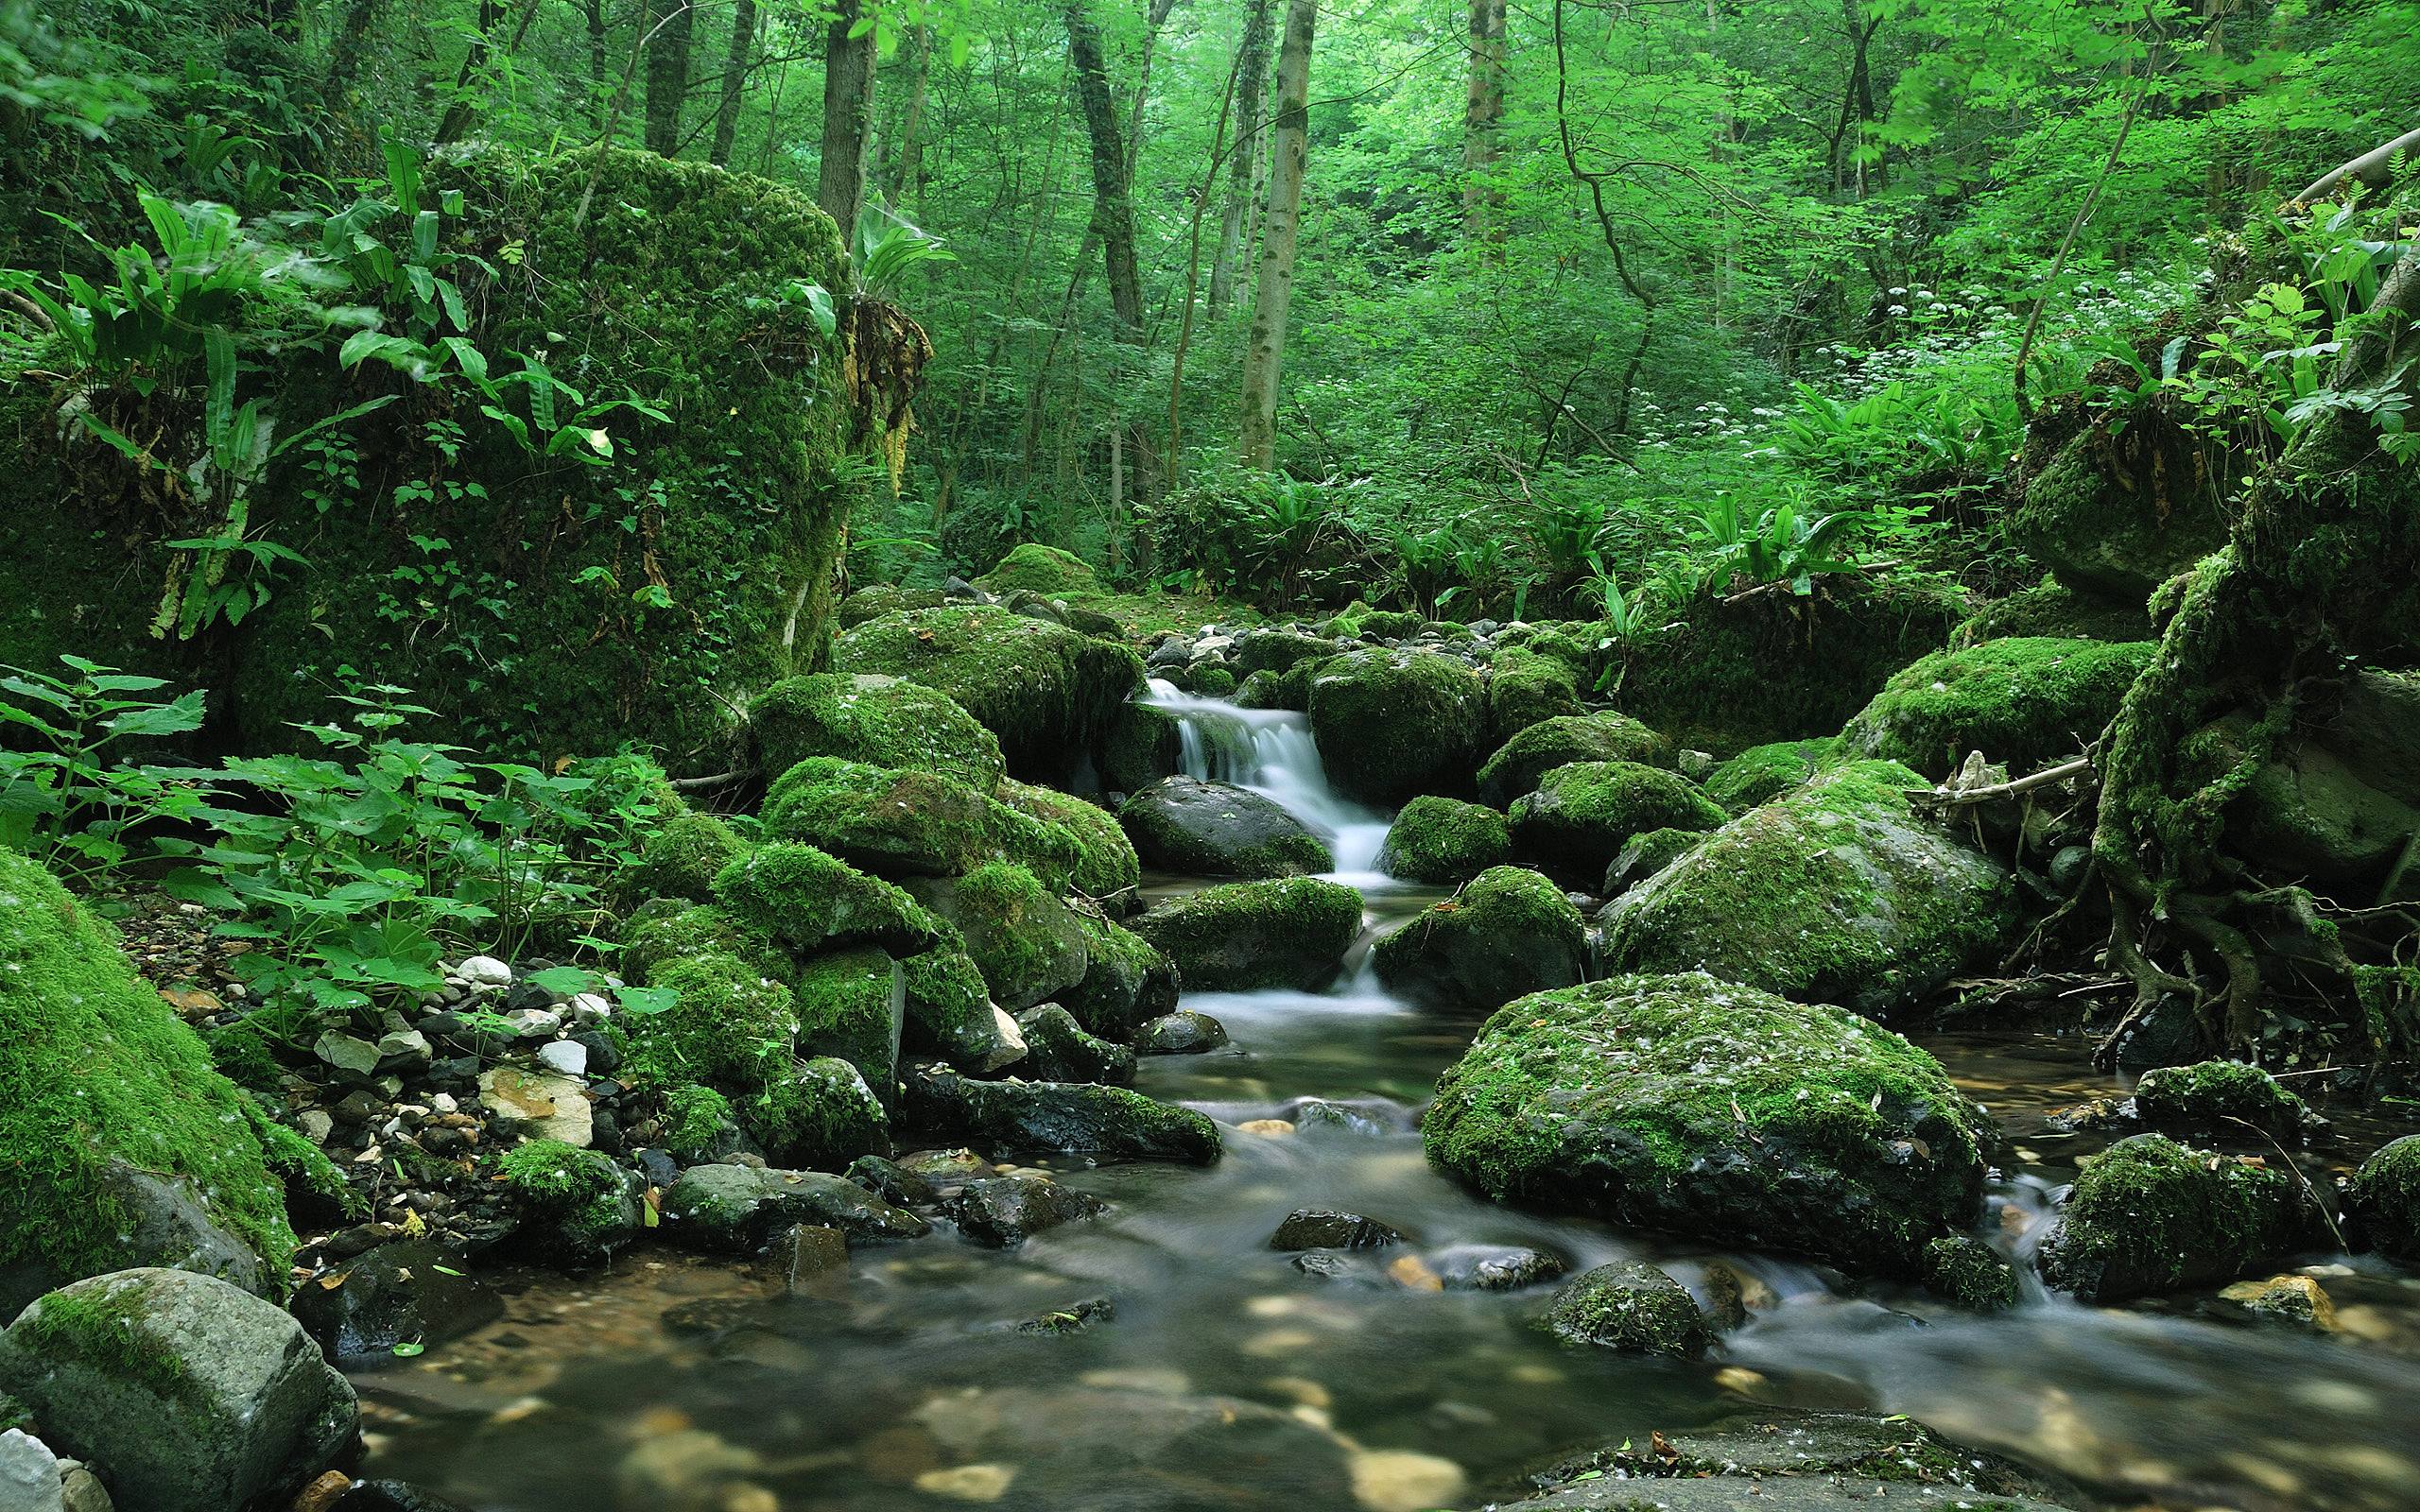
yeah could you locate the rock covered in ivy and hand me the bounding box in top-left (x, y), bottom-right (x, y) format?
top-left (905, 1064), bottom-right (1221, 1164)
top-left (751, 672), bottom-right (1008, 791)
top-left (1540, 1262), bottom-right (1714, 1357)
top-left (1840, 637), bottom-right (2154, 779)
top-left (2348, 1135), bottom-right (2420, 1262)
top-left (1376, 795), bottom-right (1512, 885)
top-left (0, 1269), bottom-right (358, 1512)
top-left (1369, 866), bottom-right (1586, 1013)
top-left (1702, 738), bottom-right (1834, 813)
top-left (2131, 1059), bottom-right (2313, 1141)
top-left (658, 1164), bottom-right (930, 1252)
top-left (1305, 647), bottom-right (1489, 804)
top-left (1599, 761), bottom-right (2016, 1016)
top-left (1474, 712), bottom-right (1674, 807)
top-left (906, 864), bottom-right (1089, 1011)
top-left (1117, 776), bottom-right (1333, 878)
top-left (1510, 761), bottom-right (1727, 884)
top-left (2035, 1133), bottom-right (2329, 1302)
top-left (1131, 877), bottom-right (1363, 991)
top-left (1424, 973), bottom-right (1989, 1275)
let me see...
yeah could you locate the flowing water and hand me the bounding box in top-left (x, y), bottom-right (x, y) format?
top-left (354, 693), bottom-right (2420, 1512)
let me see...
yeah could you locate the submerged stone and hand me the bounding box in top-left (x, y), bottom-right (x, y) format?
top-left (658, 1164), bottom-right (931, 1252)
top-left (949, 1175), bottom-right (1108, 1246)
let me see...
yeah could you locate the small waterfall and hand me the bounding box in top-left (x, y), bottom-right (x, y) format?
top-left (1143, 679), bottom-right (1394, 880)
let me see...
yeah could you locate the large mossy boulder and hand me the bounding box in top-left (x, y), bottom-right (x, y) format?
top-left (2035, 1133), bottom-right (2326, 1302)
top-left (1484, 647), bottom-right (1584, 745)
top-left (0, 1268), bottom-right (358, 1512)
top-left (760, 757), bottom-right (1078, 885)
top-left (2347, 1136), bottom-right (2420, 1262)
top-left (905, 863), bottom-right (1089, 1011)
top-left (749, 672), bottom-right (1007, 791)
top-left (0, 847), bottom-right (301, 1317)
top-left (1305, 648), bottom-right (1488, 804)
top-left (1424, 972), bottom-right (1990, 1275)
top-left (1061, 910), bottom-right (1179, 1038)
top-left (2014, 413), bottom-right (2231, 604)
top-left (975, 542), bottom-right (1102, 596)
top-left (1702, 738), bottom-right (1833, 813)
top-left (900, 947), bottom-right (1025, 1069)
top-left (1474, 713), bottom-right (1672, 808)
top-left (1509, 761), bottom-right (1726, 884)
top-left (1370, 866), bottom-right (1586, 1013)
top-left (786, 948), bottom-right (907, 1104)
top-left (1952, 576), bottom-right (2155, 649)
top-left (622, 810), bottom-right (748, 906)
top-left (1376, 795), bottom-right (1512, 885)
top-left (2222, 671), bottom-right (2420, 891)
top-left (1131, 878), bottom-right (1363, 991)
top-left (833, 605), bottom-right (1146, 782)
top-left (997, 780), bottom-right (1141, 899)
top-left (2131, 1059), bottom-right (2311, 1140)
top-left (1599, 762), bottom-right (2016, 1016)
top-left (1118, 776), bottom-right (1332, 879)
top-left (1839, 637), bottom-right (2154, 779)
top-left (712, 842), bottom-right (945, 960)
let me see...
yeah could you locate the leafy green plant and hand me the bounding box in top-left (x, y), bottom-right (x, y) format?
top-left (0, 655), bottom-right (205, 880)
top-left (1691, 491), bottom-right (1876, 595)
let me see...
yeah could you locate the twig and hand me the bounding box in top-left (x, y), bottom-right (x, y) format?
top-left (1911, 756), bottom-right (2095, 809)
top-left (669, 766), bottom-right (753, 791)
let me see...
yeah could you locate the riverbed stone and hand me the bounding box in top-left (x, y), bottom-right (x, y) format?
top-left (2035, 1133), bottom-right (2329, 1302)
top-left (1426, 1244), bottom-right (1566, 1292)
top-left (1370, 865), bottom-right (1587, 1014)
top-left (476, 1065), bottom-right (595, 1147)
top-left (658, 1164), bottom-right (931, 1251)
top-left (905, 1064), bottom-right (1222, 1164)
top-left (1375, 796), bottom-right (1512, 885)
top-left (901, 948), bottom-right (1027, 1072)
top-left (1011, 1004), bottom-right (1137, 1085)
top-left (1540, 1261), bottom-right (1714, 1357)
top-left (1061, 911), bottom-right (1180, 1039)
top-left (1510, 761), bottom-right (1726, 884)
top-left (761, 757), bottom-right (1080, 885)
top-left (2347, 1135), bottom-right (2420, 1261)
top-left (2131, 1059), bottom-right (2313, 1142)
top-left (286, 1240), bottom-right (504, 1362)
top-left (1306, 647), bottom-right (1489, 804)
top-left (1475, 712), bottom-right (1675, 807)
top-left (1131, 877), bottom-right (1364, 991)
top-left (1425, 972), bottom-right (1990, 1274)
top-left (0, 1268), bottom-right (357, 1512)
top-left (1118, 776), bottom-right (1333, 878)
top-left (1268, 1210), bottom-right (1403, 1251)
top-left (1133, 1009), bottom-right (1229, 1055)
top-left (1702, 737), bottom-right (1834, 812)
top-left (1922, 1235), bottom-right (2020, 1311)
top-left (495, 1140), bottom-right (643, 1267)
top-left (1598, 761), bottom-right (2018, 1016)
top-left (948, 1175), bottom-right (1108, 1246)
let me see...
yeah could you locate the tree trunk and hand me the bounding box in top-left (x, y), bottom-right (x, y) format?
top-left (644, 0), bottom-right (694, 155)
top-left (584, 0), bottom-right (611, 130)
top-left (1063, 1), bottom-right (1146, 335)
top-left (1461, 0), bottom-right (1507, 241)
top-left (710, 0), bottom-right (758, 166)
top-left (819, 0), bottom-right (878, 237)
top-left (887, 26), bottom-right (932, 208)
top-left (1237, 0), bottom-right (1316, 470)
top-left (1209, 0), bottom-right (1272, 318)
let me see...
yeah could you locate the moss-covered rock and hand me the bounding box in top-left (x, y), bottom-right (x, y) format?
top-left (1012, 1004), bottom-right (1137, 1085)
top-left (1099, 702), bottom-right (1183, 795)
top-left (1233, 628), bottom-right (1341, 677)
top-left (1370, 867), bottom-right (1586, 1014)
top-left (906, 863), bottom-right (1089, 1011)
top-left (623, 810), bottom-right (749, 908)
top-left (1131, 878), bottom-right (1364, 991)
top-left (1599, 762), bottom-right (2016, 1016)
top-left (1376, 795), bottom-right (1513, 885)
top-left (1424, 972), bottom-right (1989, 1274)
top-left (712, 842), bottom-right (945, 960)
top-left (905, 1064), bottom-right (1221, 1164)
top-left (1485, 648), bottom-right (1584, 746)
top-left (1061, 909), bottom-right (1179, 1038)
top-left (1510, 761), bottom-right (1726, 884)
top-left (497, 1140), bottom-right (641, 1267)
top-left (833, 605), bottom-right (1146, 782)
top-left (748, 1055), bottom-right (890, 1170)
top-left (2036, 1133), bottom-right (2325, 1302)
top-left (2014, 415), bottom-right (2231, 604)
top-left (900, 947), bottom-right (1024, 1070)
top-left (750, 672), bottom-right (1007, 791)
top-left (627, 951), bottom-right (799, 1088)
top-left (1923, 1235), bottom-right (2021, 1311)
top-left (1703, 738), bottom-right (1835, 813)
top-left (0, 847), bottom-right (300, 1315)
top-left (996, 780), bottom-right (1141, 899)
top-left (761, 756), bottom-right (1078, 885)
top-left (838, 584), bottom-right (949, 627)
top-left (1119, 776), bottom-right (1332, 878)
top-left (1305, 648), bottom-right (1489, 804)
top-left (1840, 637), bottom-right (2154, 780)
top-left (2132, 1059), bottom-right (2312, 1141)
top-left (622, 899), bottom-right (791, 986)
top-left (1602, 827), bottom-right (1702, 895)
top-left (1952, 576), bottom-right (2155, 649)
top-left (2347, 1136), bottom-right (2420, 1262)
top-left (1475, 713), bottom-right (1673, 807)
top-left (788, 947), bottom-right (906, 1101)
top-left (658, 1163), bottom-right (928, 1251)
top-left (1540, 1262), bottom-right (1714, 1357)
top-left (976, 542), bottom-right (1102, 597)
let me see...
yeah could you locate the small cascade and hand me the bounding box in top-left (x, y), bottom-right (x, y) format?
top-left (1143, 679), bottom-right (1393, 879)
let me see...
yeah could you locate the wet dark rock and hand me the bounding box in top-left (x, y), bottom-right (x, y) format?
top-left (1288, 1252), bottom-right (1360, 1280)
top-left (904, 1064), bottom-right (1221, 1165)
top-left (329, 1481), bottom-right (482, 1512)
top-left (1012, 1004), bottom-right (1137, 1085)
top-left (1540, 1261), bottom-right (1714, 1357)
top-left (2036, 1133), bottom-right (2330, 1302)
top-left (895, 1148), bottom-right (994, 1188)
top-left (632, 1147), bottom-right (683, 1186)
top-left (287, 1240), bottom-right (504, 1363)
top-left (2132, 1059), bottom-right (2314, 1142)
top-left (1007, 1296), bottom-right (1115, 1333)
top-left (658, 1164), bottom-right (931, 1253)
top-left (1133, 1010), bottom-right (1229, 1056)
top-left (2105, 995), bottom-right (2204, 1074)
top-left (1118, 777), bottom-right (1333, 879)
top-left (844, 1155), bottom-right (937, 1210)
top-left (1426, 1245), bottom-right (1565, 1292)
top-left (769, 1224), bottom-right (850, 1294)
top-left (2347, 1135), bottom-right (2420, 1262)
top-left (949, 1175), bottom-right (1108, 1246)
top-left (1289, 1098), bottom-right (1401, 1137)
top-left (1268, 1209), bottom-right (1403, 1251)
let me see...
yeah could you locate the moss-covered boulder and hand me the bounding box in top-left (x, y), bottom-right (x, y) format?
top-left (997, 781), bottom-right (1141, 899)
top-left (906, 863), bottom-right (1089, 1010)
top-left (1012, 1004), bottom-right (1137, 1085)
top-left (2036, 1133), bottom-right (2327, 1302)
top-left (627, 951), bottom-right (799, 1089)
top-left (1475, 713), bottom-right (1673, 808)
top-left (496, 1140), bottom-right (643, 1267)
top-left (1602, 827), bottom-right (1702, 895)
top-left (1539, 1262), bottom-right (1714, 1357)
top-left (749, 1055), bottom-right (891, 1170)
top-left (788, 948), bottom-right (906, 1099)
top-left (900, 947), bottom-right (1026, 1070)
top-left (1599, 762), bottom-right (2016, 1016)
top-left (1510, 761), bottom-right (1726, 884)
top-left (2347, 1136), bottom-right (2420, 1262)
top-left (622, 899), bottom-right (790, 986)
top-left (712, 842), bottom-right (945, 960)
top-left (622, 810), bottom-right (748, 907)
top-left (1924, 1234), bottom-right (2021, 1311)
top-left (1099, 702), bottom-right (1184, 794)
top-left (1119, 776), bottom-right (1332, 879)
top-left (2132, 1059), bottom-right (2312, 1141)
top-left (1131, 878), bottom-right (1364, 991)
top-left (1424, 972), bottom-right (1989, 1274)
top-left (1376, 795), bottom-right (1513, 885)
top-left (658, 1163), bottom-right (929, 1251)
top-left (838, 583), bottom-right (949, 627)
top-left (1485, 648), bottom-right (1584, 746)
top-left (833, 605), bottom-right (1146, 782)
top-left (1952, 576), bottom-right (2155, 649)
top-left (975, 542), bottom-right (1102, 597)
top-left (760, 756), bottom-right (1079, 885)
top-left (905, 1064), bottom-right (1220, 1164)
top-left (1233, 628), bottom-right (1341, 677)
top-left (1061, 910), bottom-right (1180, 1038)
top-left (1370, 867), bottom-right (1586, 1013)
top-left (1840, 638), bottom-right (2155, 779)
top-left (0, 847), bottom-right (301, 1316)
top-left (1703, 738), bottom-right (1834, 813)
top-left (750, 672), bottom-right (1007, 791)
top-left (1305, 648), bottom-right (1488, 804)
top-left (2014, 415), bottom-right (2231, 604)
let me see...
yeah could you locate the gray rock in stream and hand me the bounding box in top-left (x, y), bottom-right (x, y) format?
top-left (904, 1064), bottom-right (1221, 1165)
top-left (1118, 776), bottom-right (1334, 879)
top-left (658, 1165), bottom-right (931, 1253)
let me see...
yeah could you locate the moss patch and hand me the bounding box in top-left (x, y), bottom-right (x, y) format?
top-left (2037, 1133), bottom-right (2322, 1302)
top-left (750, 672), bottom-right (1006, 791)
top-left (625, 811), bottom-right (748, 908)
top-left (1703, 738), bottom-right (1836, 813)
top-left (1305, 647), bottom-right (1489, 804)
top-left (2348, 1135), bottom-right (2420, 1262)
top-left (1475, 713), bottom-right (1673, 807)
top-left (788, 947), bottom-right (905, 1100)
top-left (712, 842), bottom-right (944, 960)
top-left (1370, 865), bottom-right (1586, 1013)
top-left (996, 780), bottom-right (1141, 899)
top-left (1840, 637), bottom-right (2155, 780)
top-left (1131, 877), bottom-right (1363, 991)
top-left (906, 863), bottom-right (1087, 1011)
top-left (1509, 761), bottom-right (1726, 884)
top-left (1952, 576), bottom-right (2154, 649)
top-left (2132, 1059), bottom-right (2310, 1140)
top-left (1377, 795), bottom-right (1513, 885)
top-left (761, 757), bottom-right (1078, 885)
top-left (975, 542), bottom-right (1101, 597)
top-left (1485, 648), bottom-right (1584, 746)
top-left (627, 951), bottom-right (799, 1088)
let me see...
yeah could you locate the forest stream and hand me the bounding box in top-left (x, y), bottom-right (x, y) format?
top-left (349, 695), bottom-right (2420, 1512)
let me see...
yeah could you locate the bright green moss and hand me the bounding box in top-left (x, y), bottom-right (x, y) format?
top-left (745, 1055), bottom-right (890, 1171)
top-left (1377, 795), bottom-right (1513, 884)
top-left (712, 842), bottom-right (944, 960)
top-left (1840, 637), bottom-right (2156, 780)
top-left (832, 605), bottom-right (1146, 780)
top-left (2132, 1059), bottom-right (2310, 1138)
top-left (1540, 1263), bottom-right (1713, 1357)
top-left (628, 951), bottom-right (798, 1087)
top-left (625, 811), bottom-right (748, 907)
top-left (1509, 760), bottom-right (1725, 882)
top-left (1130, 876), bottom-right (1364, 991)
top-left (916, 862), bottom-right (1086, 1010)
top-left (1305, 647), bottom-right (1489, 804)
top-left (658, 1084), bottom-right (735, 1156)
top-left (900, 946), bottom-right (1009, 1063)
top-left (1923, 1235), bottom-right (2020, 1311)
top-left (1951, 576), bottom-right (2154, 649)
top-left (761, 756), bottom-right (1079, 885)
top-left (622, 899), bottom-right (791, 986)
top-left (2038, 1133), bottom-right (2320, 1301)
top-left (1475, 712), bottom-right (1674, 807)
top-left (996, 779), bottom-right (1142, 898)
top-left (838, 584), bottom-right (950, 627)
top-left (974, 542), bottom-right (1102, 596)
top-left (2349, 1136), bottom-right (2420, 1262)
top-left (245, 1100), bottom-right (353, 1213)
top-left (750, 672), bottom-right (1007, 791)
top-left (788, 948), bottom-right (905, 1098)
top-left (1484, 647), bottom-right (1583, 745)
top-left (1703, 738), bottom-right (1836, 813)
top-left (0, 847), bottom-right (300, 1308)
top-left (1369, 865), bottom-right (1586, 1012)
top-left (8, 1275), bottom-right (195, 1404)
top-left (497, 1139), bottom-right (631, 1263)
top-left (1100, 702), bottom-right (1182, 793)
top-left (1425, 972), bottom-right (1988, 1274)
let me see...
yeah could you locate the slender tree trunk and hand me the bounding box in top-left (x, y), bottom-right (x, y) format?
top-left (819, 0), bottom-right (878, 235)
top-left (710, 0), bottom-right (758, 166)
top-left (435, 0), bottom-right (504, 145)
top-left (888, 26), bottom-right (932, 207)
top-left (1209, 0), bottom-right (1271, 317)
top-left (584, 0), bottom-right (611, 130)
top-left (644, 0), bottom-right (694, 155)
top-left (1461, 0), bottom-right (1507, 241)
top-left (1237, 0), bottom-right (1317, 471)
top-left (1063, 1), bottom-right (1145, 335)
